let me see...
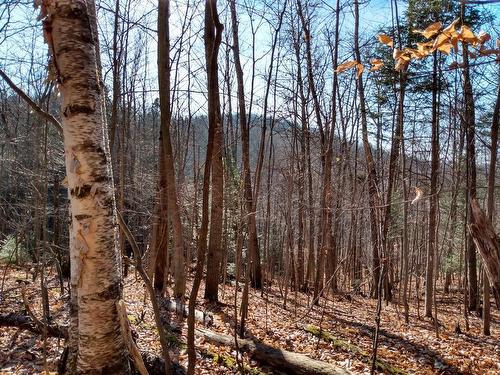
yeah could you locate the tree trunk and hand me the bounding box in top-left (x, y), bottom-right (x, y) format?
top-left (469, 199), bottom-right (500, 309)
top-left (158, 0), bottom-right (186, 299)
top-left (381, 80), bottom-right (405, 301)
top-left (463, 40), bottom-right (478, 312)
top-left (291, 17), bottom-right (312, 292)
top-left (353, 0), bottom-right (381, 298)
top-left (483, 77), bottom-right (499, 334)
top-left (187, 1), bottom-right (223, 372)
top-left (204, 0), bottom-right (225, 303)
top-left (153, 143), bottom-right (169, 292)
top-left (42, 1), bottom-right (129, 372)
top-left (297, 0), bottom-right (339, 302)
top-left (425, 52), bottom-right (440, 318)
top-left (229, 0), bottom-right (262, 289)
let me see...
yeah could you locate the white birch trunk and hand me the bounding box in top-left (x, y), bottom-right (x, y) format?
top-left (41, 1), bottom-right (129, 373)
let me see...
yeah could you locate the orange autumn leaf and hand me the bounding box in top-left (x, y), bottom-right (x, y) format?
top-left (415, 41), bottom-right (433, 58)
top-left (478, 31), bottom-right (491, 44)
top-left (335, 60), bottom-right (358, 73)
top-left (395, 57), bottom-right (409, 72)
top-left (411, 187), bottom-right (424, 205)
top-left (378, 34), bottom-right (393, 48)
top-left (437, 42), bottom-right (453, 54)
top-left (369, 58), bottom-right (384, 71)
top-left (417, 41), bottom-right (433, 52)
top-left (408, 48), bottom-right (426, 60)
top-left (414, 21), bottom-right (442, 39)
top-left (459, 25), bottom-right (479, 44)
top-left (356, 63), bottom-right (364, 77)
top-left (433, 33), bottom-right (449, 48)
top-left (400, 48), bottom-right (413, 61)
top-left (442, 18), bottom-right (460, 37)
top-left (459, 25), bottom-right (475, 39)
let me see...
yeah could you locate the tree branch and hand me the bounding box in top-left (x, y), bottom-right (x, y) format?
top-left (0, 68), bottom-right (63, 134)
top-left (117, 210), bottom-right (173, 375)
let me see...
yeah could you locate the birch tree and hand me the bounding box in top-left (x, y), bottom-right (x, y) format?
top-left (40, 0), bottom-right (129, 373)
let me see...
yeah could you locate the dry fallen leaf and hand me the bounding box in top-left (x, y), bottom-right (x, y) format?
top-left (378, 34), bottom-right (394, 48)
top-left (399, 48), bottom-right (412, 61)
top-left (442, 18), bottom-right (460, 37)
top-left (414, 21), bottom-right (442, 39)
top-left (433, 33), bottom-right (450, 51)
top-left (437, 42), bottom-right (453, 54)
top-left (458, 25), bottom-right (479, 45)
top-left (356, 63), bottom-right (364, 78)
top-left (395, 57), bottom-right (409, 72)
top-left (335, 60), bottom-right (358, 73)
top-left (407, 48), bottom-right (426, 60)
top-left (417, 41), bottom-right (433, 53)
top-left (393, 48), bottom-right (402, 60)
top-left (369, 58), bottom-right (384, 71)
top-left (411, 187), bottom-right (424, 205)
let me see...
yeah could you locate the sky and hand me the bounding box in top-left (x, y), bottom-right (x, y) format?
top-left (0, 0), bottom-right (498, 118)
top-left (0, 0), bottom-right (411, 91)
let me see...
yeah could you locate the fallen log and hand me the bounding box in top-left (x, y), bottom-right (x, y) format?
top-left (196, 327), bottom-right (352, 375)
top-left (200, 347), bottom-right (265, 375)
top-left (0, 311), bottom-right (184, 375)
top-left (162, 299), bottom-right (213, 326)
top-left (1, 311), bottom-right (348, 374)
top-left (304, 325), bottom-right (406, 375)
top-left (0, 312), bottom-right (68, 339)
top-left (470, 199), bottom-right (500, 308)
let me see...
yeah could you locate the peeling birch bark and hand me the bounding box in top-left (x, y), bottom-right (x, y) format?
top-left (470, 199), bottom-right (500, 309)
top-left (40, 0), bottom-right (129, 373)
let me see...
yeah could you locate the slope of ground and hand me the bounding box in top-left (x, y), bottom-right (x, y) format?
top-left (1, 263), bottom-right (499, 374)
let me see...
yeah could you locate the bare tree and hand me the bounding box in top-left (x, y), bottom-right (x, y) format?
top-left (158, 0), bottom-right (186, 299)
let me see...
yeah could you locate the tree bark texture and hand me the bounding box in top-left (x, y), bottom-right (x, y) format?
top-left (462, 40), bottom-right (478, 312)
top-left (353, 0), bottom-right (381, 298)
top-left (229, 0), bottom-right (262, 289)
top-left (42, 1), bottom-right (129, 373)
top-left (187, 1), bottom-right (223, 372)
top-left (425, 52), bottom-right (439, 318)
top-left (469, 199), bottom-right (500, 309)
top-left (483, 77), bottom-right (499, 335)
top-left (204, 8), bottom-right (225, 301)
top-left (158, 0), bottom-right (186, 299)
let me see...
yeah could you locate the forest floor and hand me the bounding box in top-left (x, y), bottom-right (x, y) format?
top-left (1, 263), bottom-right (499, 374)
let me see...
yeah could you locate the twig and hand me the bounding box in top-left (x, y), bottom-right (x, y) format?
top-left (0, 311), bottom-right (67, 339)
top-left (291, 255), bottom-right (348, 325)
top-left (19, 282), bottom-right (45, 331)
top-left (370, 263), bottom-right (385, 375)
top-left (116, 210), bottom-right (173, 375)
top-left (116, 299), bottom-right (149, 375)
top-left (0, 69), bottom-right (63, 134)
